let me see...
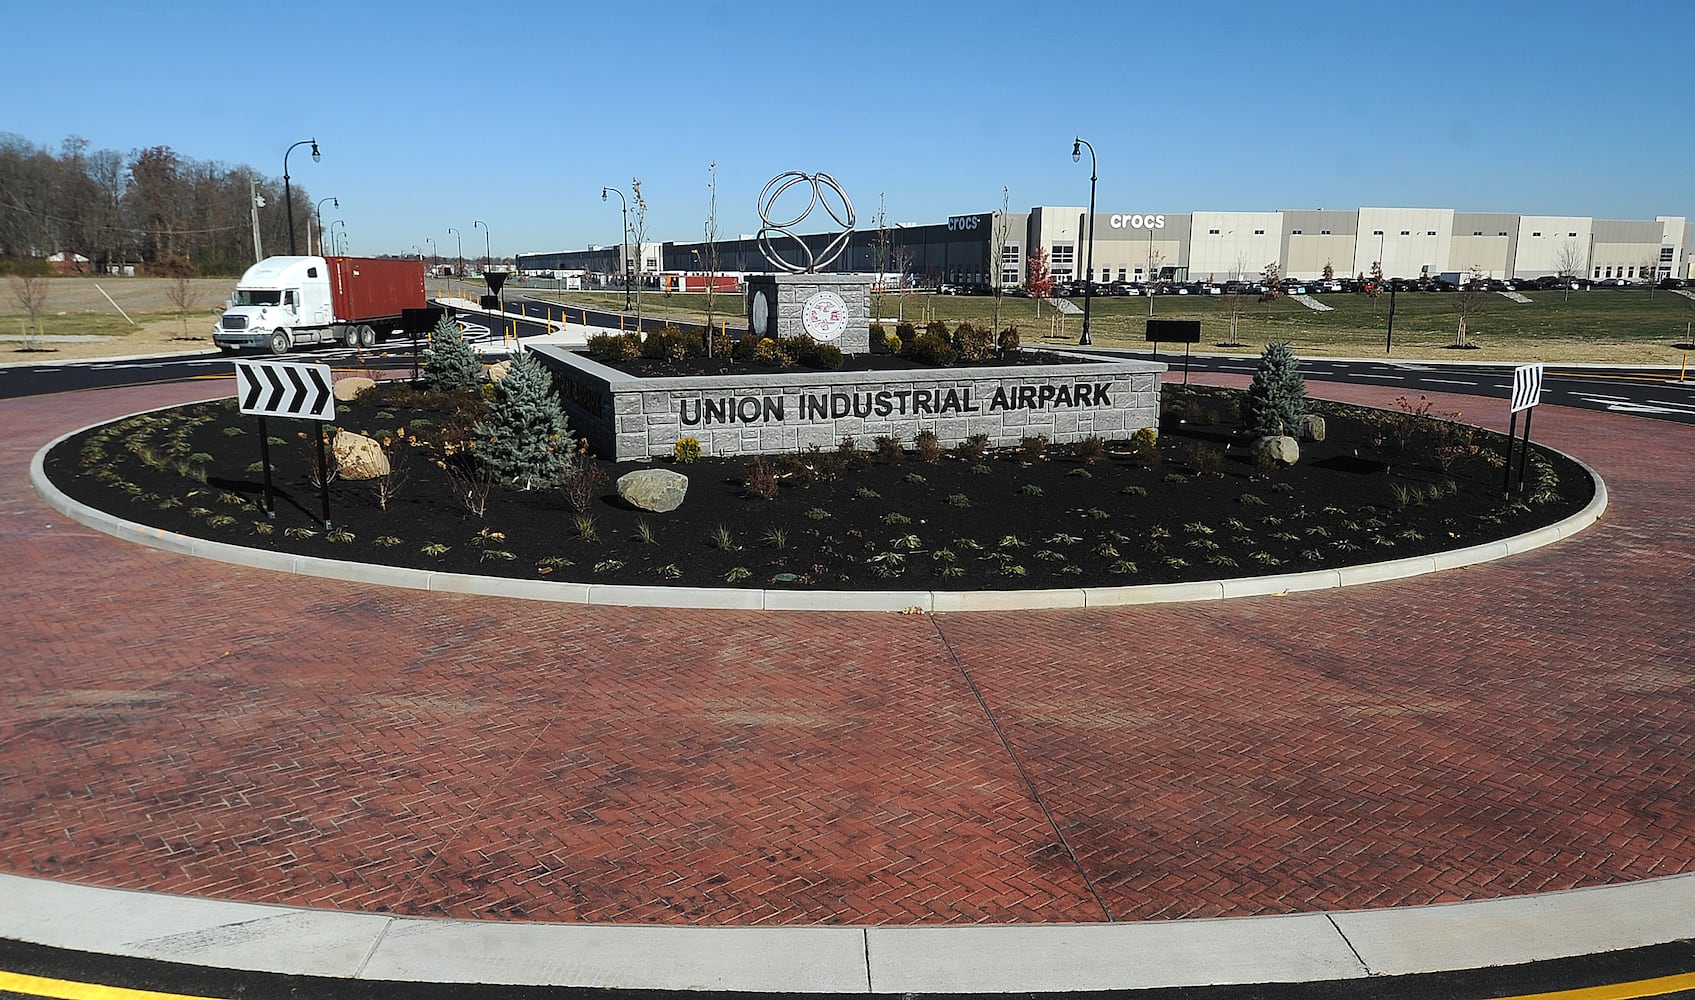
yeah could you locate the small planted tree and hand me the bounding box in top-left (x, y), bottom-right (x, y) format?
top-left (1246, 341), bottom-right (1308, 438)
top-left (1024, 244), bottom-right (1053, 317)
top-left (423, 313), bottom-right (482, 393)
top-left (474, 351), bottom-right (573, 490)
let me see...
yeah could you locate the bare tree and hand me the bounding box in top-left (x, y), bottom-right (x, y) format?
top-left (1146, 246), bottom-right (1165, 316)
top-left (1554, 239), bottom-right (1586, 303)
top-left (1453, 264), bottom-right (1486, 347)
top-left (892, 245), bottom-right (914, 323)
top-left (1642, 257), bottom-right (1661, 299)
top-left (871, 193), bottom-right (891, 321)
top-left (703, 161), bottom-right (721, 353)
top-left (1223, 255), bottom-right (1249, 345)
top-left (629, 177), bottom-right (649, 332)
top-left (991, 187), bottom-right (1010, 333)
top-left (165, 274), bottom-right (199, 339)
top-left (9, 272), bottom-right (49, 351)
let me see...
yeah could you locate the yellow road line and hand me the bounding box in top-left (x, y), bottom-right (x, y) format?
top-left (0, 969), bottom-right (223, 1000)
top-left (3, 966), bottom-right (1692, 1000)
top-left (1504, 970), bottom-right (1695, 1000)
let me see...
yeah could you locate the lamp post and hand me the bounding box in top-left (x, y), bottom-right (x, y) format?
top-left (473, 219), bottom-right (490, 275)
top-left (1071, 137), bottom-right (1097, 346)
top-left (282, 138), bottom-right (319, 256)
top-left (602, 186), bottom-right (631, 310)
top-left (411, 244), bottom-right (422, 259)
top-left (330, 220), bottom-right (346, 256)
top-left (313, 196), bottom-right (337, 255)
top-left (448, 227), bottom-right (462, 283)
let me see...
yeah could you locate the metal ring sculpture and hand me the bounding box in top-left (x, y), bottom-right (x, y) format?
top-left (756, 171), bottom-right (855, 273)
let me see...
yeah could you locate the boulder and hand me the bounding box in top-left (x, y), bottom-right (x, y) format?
top-left (617, 468), bottom-right (688, 513)
top-left (488, 360), bottom-right (513, 383)
top-left (332, 430), bottom-right (390, 480)
top-left (1250, 435), bottom-right (1300, 466)
top-left (333, 376), bottom-right (376, 401)
top-left (1302, 414), bottom-right (1326, 442)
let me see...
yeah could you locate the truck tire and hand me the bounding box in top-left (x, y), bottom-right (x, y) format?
top-left (357, 325), bottom-right (376, 348)
top-left (269, 330), bottom-right (291, 355)
top-left (343, 325), bottom-right (360, 348)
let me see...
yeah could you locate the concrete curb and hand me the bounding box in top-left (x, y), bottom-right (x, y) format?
top-left (1, 871), bottom-right (1690, 991)
top-left (30, 405), bottom-right (1609, 613)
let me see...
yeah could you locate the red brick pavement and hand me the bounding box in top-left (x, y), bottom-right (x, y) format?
top-left (0, 376), bottom-right (1691, 925)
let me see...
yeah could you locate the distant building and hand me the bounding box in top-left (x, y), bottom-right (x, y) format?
top-left (518, 205), bottom-right (1694, 288)
top-left (47, 251), bottom-right (91, 275)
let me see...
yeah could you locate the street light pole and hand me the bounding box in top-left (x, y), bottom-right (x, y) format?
top-left (313, 196), bottom-right (337, 255)
top-left (474, 220), bottom-right (490, 275)
top-left (1072, 137), bottom-right (1097, 346)
top-left (282, 138), bottom-right (319, 256)
top-left (330, 220), bottom-right (346, 256)
top-left (425, 237), bottom-right (436, 275)
top-left (602, 186), bottom-right (631, 311)
top-left (448, 227), bottom-right (462, 285)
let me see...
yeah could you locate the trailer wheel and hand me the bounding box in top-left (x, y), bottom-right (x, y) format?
top-left (357, 325), bottom-right (376, 348)
top-left (268, 330), bottom-right (291, 355)
top-left (343, 325), bottom-right (360, 348)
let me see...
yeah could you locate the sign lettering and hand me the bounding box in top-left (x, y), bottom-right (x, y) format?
top-left (1109, 214), bottom-right (1166, 230)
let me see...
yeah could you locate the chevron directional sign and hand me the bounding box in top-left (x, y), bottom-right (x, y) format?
top-left (1510, 363), bottom-right (1544, 413)
top-left (234, 360), bottom-right (335, 420)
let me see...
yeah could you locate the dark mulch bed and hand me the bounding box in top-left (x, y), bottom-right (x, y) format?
top-left (44, 384), bottom-right (1593, 592)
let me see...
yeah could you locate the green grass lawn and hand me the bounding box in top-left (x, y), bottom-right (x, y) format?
top-left (515, 283), bottom-right (1695, 365)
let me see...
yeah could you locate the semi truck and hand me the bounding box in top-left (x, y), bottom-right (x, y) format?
top-left (213, 255), bottom-right (427, 354)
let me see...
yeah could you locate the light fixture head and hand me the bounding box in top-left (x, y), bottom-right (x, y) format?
top-left (601, 188), bottom-right (609, 201)
top-left (1072, 139), bottom-right (1081, 162)
top-left (331, 197), bottom-right (339, 209)
top-left (310, 140), bottom-right (320, 162)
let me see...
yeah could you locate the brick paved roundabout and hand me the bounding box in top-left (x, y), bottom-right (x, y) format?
top-left (1, 373), bottom-right (1693, 987)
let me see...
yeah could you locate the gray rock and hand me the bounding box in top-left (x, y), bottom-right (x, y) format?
top-left (332, 430), bottom-right (390, 480)
top-left (617, 468), bottom-right (689, 513)
top-left (1303, 414), bottom-right (1326, 442)
top-left (1250, 435), bottom-right (1300, 466)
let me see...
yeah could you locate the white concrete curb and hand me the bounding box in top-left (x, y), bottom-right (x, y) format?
top-left (1, 871), bottom-right (1690, 991)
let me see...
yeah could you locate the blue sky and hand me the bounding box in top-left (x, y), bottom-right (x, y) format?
top-left (9, 0), bottom-right (1691, 258)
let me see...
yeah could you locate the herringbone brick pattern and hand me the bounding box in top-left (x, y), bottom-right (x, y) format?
top-left (0, 377), bottom-right (1690, 925)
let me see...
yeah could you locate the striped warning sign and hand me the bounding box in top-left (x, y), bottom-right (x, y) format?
top-left (1510, 363), bottom-right (1544, 413)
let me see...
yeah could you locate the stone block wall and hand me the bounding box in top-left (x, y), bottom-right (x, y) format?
top-left (532, 345), bottom-right (1165, 461)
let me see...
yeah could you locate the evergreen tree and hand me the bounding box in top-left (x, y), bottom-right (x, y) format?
top-left (423, 314), bottom-right (482, 393)
top-left (474, 351), bottom-right (573, 490)
top-left (1246, 341), bottom-right (1308, 437)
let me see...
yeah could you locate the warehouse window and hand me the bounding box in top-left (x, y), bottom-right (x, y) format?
top-left (1499, 231), bottom-right (1508, 236)
top-left (1254, 229), bottom-right (1265, 235)
top-left (1569, 232), bottom-right (1578, 237)
top-left (1532, 232), bottom-right (1542, 237)
top-left (1291, 229), bottom-right (1303, 235)
top-left (1662, 247), bottom-right (1675, 261)
top-left (1427, 231), bottom-right (1437, 236)
top-left (1372, 229), bottom-right (1383, 236)
top-left (1400, 230), bottom-right (1410, 236)
top-left (1321, 229), bottom-right (1331, 235)
top-left (1594, 267), bottom-right (1602, 278)
top-left (1208, 229), bottom-right (1220, 235)
top-left (1473, 231), bottom-right (1483, 236)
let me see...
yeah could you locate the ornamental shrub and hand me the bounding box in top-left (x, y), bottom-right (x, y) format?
top-left (1246, 341), bottom-right (1308, 437)
top-left (951, 322), bottom-right (994, 362)
top-left (673, 437), bottom-right (702, 463)
top-left (473, 350), bottom-right (573, 490)
top-left (423, 314), bottom-right (483, 393)
top-left (997, 325), bottom-right (1021, 356)
top-left (904, 329), bottom-right (957, 366)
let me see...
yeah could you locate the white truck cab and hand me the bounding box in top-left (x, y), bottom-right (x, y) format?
top-left (215, 256), bottom-right (342, 353)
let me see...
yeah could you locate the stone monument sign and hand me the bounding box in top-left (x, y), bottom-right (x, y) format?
top-left (745, 171), bottom-right (871, 354)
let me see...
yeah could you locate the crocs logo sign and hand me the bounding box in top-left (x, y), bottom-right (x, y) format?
top-left (947, 215), bottom-right (983, 231)
top-left (1109, 214), bottom-right (1166, 230)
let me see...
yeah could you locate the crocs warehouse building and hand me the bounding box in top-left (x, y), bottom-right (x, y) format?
top-left (518, 205), bottom-right (1695, 290)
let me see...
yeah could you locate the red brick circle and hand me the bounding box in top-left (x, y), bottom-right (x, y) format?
top-left (3, 378), bottom-right (1690, 925)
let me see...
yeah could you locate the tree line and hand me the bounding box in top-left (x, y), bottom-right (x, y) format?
top-left (0, 133), bottom-right (318, 277)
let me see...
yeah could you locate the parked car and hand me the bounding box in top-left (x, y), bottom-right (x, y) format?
top-left (1659, 277), bottom-right (1687, 290)
top-left (937, 283), bottom-right (961, 295)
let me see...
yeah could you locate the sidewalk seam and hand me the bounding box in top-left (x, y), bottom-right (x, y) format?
top-left (1326, 912), bottom-right (1375, 977)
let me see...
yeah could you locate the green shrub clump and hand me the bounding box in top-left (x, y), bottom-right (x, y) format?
top-left (951, 322), bottom-right (994, 362)
top-left (474, 351), bottom-right (574, 490)
top-left (423, 314), bottom-right (484, 393)
top-left (673, 437), bottom-right (702, 463)
top-left (1246, 341), bottom-right (1308, 437)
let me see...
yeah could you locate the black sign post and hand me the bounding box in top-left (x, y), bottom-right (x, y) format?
top-left (1147, 319), bottom-right (1201, 385)
top-left (1503, 363), bottom-right (1545, 497)
top-left (235, 360), bottom-right (337, 529)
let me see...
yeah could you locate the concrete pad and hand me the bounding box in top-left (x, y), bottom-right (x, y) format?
top-left (587, 583), bottom-right (765, 610)
top-left (1334, 555), bottom-right (1437, 586)
top-left (1219, 569), bottom-right (1341, 599)
top-left (126, 909), bottom-right (394, 978)
top-left (1084, 581), bottom-right (1226, 605)
top-left (0, 874), bottom-right (292, 954)
top-left (763, 589), bottom-right (934, 612)
top-left (1332, 873), bottom-right (1695, 976)
top-left (428, 572), bottom-right (591, 603)
top-left (931, 587), bottom-right (1087, 612)
top-left (865, 914), bottom-right (1365, 992)
top-left (359, 919), bottom-right (870, 992)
